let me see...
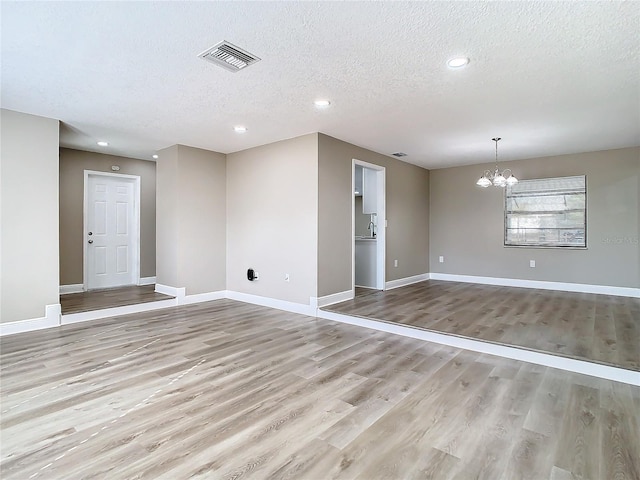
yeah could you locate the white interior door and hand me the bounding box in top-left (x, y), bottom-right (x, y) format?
top-left (85, 173), bottom-right (139, 290)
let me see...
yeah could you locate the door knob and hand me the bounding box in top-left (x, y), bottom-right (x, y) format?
top-left (88, 240), bottom-right (93, 244)
top-left (88, 232), bottom-right (93, 235)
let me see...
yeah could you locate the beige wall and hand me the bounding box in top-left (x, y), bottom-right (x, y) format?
top-left (59, 148), bottom-right (156, 285)
top-left (156, 145), bottom-right (179, 287)
top-left (318, 134), bottom-right (430, 297)
top-left (227, 134), bottom-right (318, 304)
top-left (1, 109), bottom-right (60, 323)
top-left (156, 145), bottom-right (226, 295)
top-left (429, 147), bottom-right (640, 288)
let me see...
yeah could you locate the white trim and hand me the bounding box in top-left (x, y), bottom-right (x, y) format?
top-left (226, 291), bottom-right (316, 317)
top-left (385, 273), bottom-right (430, 290)
top-left (138, 276), bottom-right (156, 286)
top-left (0, 304), bottom-right (61, 336)
top-left (83, 170), bottom-right (141, 291)
top-left (61, 299), bottom-right (177, 325)
top-left (353, 160), bottom-right (386, 292)
top-left (182, 290), bottom-right (226, 305)
top-left (155, 283), bottom-right (185, 300)
top-left (155, 284), bottom-right (226, 305)
top-left (311, 289), bottom-right (354, 309)
top-left (316, 309), bottom-right (640, 387)
top-left (429, 273), bottom-right (640, 298)
top-left (60, 284), bottom-right (84, 295)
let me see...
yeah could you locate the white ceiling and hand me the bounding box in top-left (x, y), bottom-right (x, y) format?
top-left (1, 1), bottom-right (639, 169)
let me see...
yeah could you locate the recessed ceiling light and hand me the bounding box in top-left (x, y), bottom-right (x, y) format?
top-left (234, 125), bottom-right (247, 133)
top-left (447, 57), bottom-right (470, 68)
top-left (152, 154), bottom-right (158, 159)
top-left (97, 141), bottom-right (109, 147)
top-left (314, 99), bottom-right (331, 107)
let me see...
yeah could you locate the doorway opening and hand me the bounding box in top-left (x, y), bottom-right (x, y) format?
top-left (83, 170), bottom-right (141, 291)
top-left (352, 160), bottom-right (386, 292)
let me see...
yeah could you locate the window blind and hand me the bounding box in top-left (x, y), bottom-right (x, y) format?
top-left (505, 175), bottom-right (586, 247)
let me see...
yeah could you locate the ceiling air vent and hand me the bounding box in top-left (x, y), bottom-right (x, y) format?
top-left (198, 41), bottom-right (260, 72)
top-left (392, 152), bottom-right (408, 157)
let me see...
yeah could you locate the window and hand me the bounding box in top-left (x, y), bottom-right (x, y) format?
top-left (505, 175), bottom-right (586, 248)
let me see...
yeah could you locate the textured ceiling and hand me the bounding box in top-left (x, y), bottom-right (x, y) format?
top-left (1, 1), bottom-right (639, 169)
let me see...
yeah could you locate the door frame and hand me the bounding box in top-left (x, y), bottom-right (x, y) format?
top-left (83, 170), bottom-right (141, 291)
top-left (352, 159), bottom-right (386, 291)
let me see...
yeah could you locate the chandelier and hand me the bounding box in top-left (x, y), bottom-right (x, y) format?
top-left (476, 137), bottom-right (518, 188)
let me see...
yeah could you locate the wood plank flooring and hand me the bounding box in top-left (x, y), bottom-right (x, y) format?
top-left (60, 285), bottom-right (174, 314)
top-left (325, 281), bottom-right (640, 371)
top-left (1, 300), bottom-right (639, 479)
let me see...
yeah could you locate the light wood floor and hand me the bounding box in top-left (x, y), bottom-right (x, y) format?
top-left (60, 285), bottom-right (174, 314)
top-left (1, 300), bottom-right (638, 479)
top-left (324, 281), bottom-right (640, 371)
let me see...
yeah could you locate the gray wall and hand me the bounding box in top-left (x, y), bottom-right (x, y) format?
top-left (156, 145), bottom-right (226, 295)
top-left (1, 109), bottom-right (60, 323)
top-left (429, 147), bottom-right (640, 288)
top-left (59, 148), bottom-right (156, 285)
top-left (227, 134), bottom-right (318, 304)
top-left (318, 133), bottom-right (430, 297)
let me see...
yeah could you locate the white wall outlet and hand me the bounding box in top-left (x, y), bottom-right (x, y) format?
top-left (439, 256), bottom-right (444, 263)
top-left (284, 273), bottom-right (290, 282)
top-left (394, 259), bottom-right (398, 267)
top-left (529, 260), bottom-right (536, 268)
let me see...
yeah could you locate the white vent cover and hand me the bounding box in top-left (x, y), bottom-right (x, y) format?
top-left (198, 41), bottom-right (260, 72)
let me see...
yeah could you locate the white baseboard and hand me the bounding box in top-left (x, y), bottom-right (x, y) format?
top-left (60, 284), bottom-right (84, 295)
top-left (311, 289), bottom-right (354, 309)
top-left (429, 273), bottom-right (640, 298)
top-left (138, 276), bottom-right (156, 286)
top-left (61, 299), bottom-right (178, 325)
top-left (155, 284), bottom-right (226, 306)
top-left (316, 309), bottom-right (640, 387)
top-left (226, 291), bottom-right (316, 317)
top-left (182, 290), bottom-right (226, 305)
top-left (385, 273), bottom-right (430, 290)
top-left (0, 304), bottom-right (61, 336)
top-left (155, 283), bottom-right (185, 299)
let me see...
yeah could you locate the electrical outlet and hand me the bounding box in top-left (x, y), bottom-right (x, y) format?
top-left (529, 260), bottom-right (536, 268)
top-left (394, 259), bottom-right (398, 267)
top-left (439, 256), bottom-right (444, 263)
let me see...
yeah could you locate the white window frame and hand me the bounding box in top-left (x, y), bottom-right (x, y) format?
top-left (504, 175), bottom-right (587, 249)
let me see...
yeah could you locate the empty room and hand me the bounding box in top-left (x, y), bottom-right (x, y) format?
top-left (1, 2), bottom-right (639, 479)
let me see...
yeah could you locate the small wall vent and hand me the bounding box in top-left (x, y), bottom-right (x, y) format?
top-left (198, 41), bottom-right (261, 72)
top-left (392, 152), bottom-right (407, 157)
